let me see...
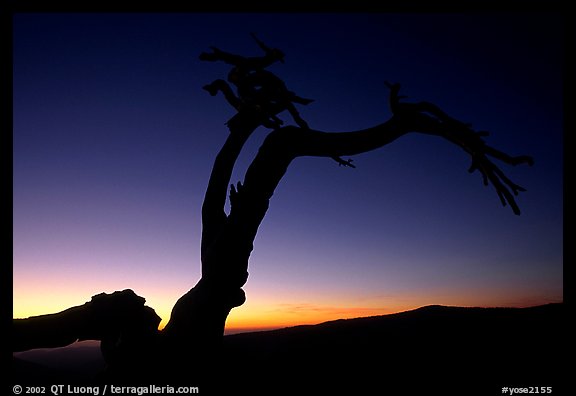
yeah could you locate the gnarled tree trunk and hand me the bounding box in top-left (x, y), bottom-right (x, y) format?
top-left (160, 88), bottom-right (532, 366)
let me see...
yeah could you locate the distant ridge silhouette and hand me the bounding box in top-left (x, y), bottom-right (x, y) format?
top-left (14, 303), bottom-right (563, 394)
top-left (221, 303), bottom-right (563, 394)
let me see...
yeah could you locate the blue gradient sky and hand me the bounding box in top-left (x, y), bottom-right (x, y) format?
top-left (13, 13), bottom-right (563, 332)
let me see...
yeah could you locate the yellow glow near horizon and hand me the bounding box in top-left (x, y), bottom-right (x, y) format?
top-left (14, 276), bottom-right (562, 335)
top-left (224, 302), bottom-right (397, 334)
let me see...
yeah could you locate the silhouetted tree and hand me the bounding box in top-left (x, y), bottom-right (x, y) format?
top-left (162, 38), bottom-right (532, 357)
top-left (13, 38), bottom-right (533, 384)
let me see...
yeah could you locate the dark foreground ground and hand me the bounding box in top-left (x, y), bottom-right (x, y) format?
top-left (13, 304), bottom-right (565, 394)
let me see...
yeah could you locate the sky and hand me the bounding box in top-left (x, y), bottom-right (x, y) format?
top-left (12, 12), bottom-right (564, 333)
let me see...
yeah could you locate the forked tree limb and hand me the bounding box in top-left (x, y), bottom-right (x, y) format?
top-left (164, 83), bottom-right (532, 349)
